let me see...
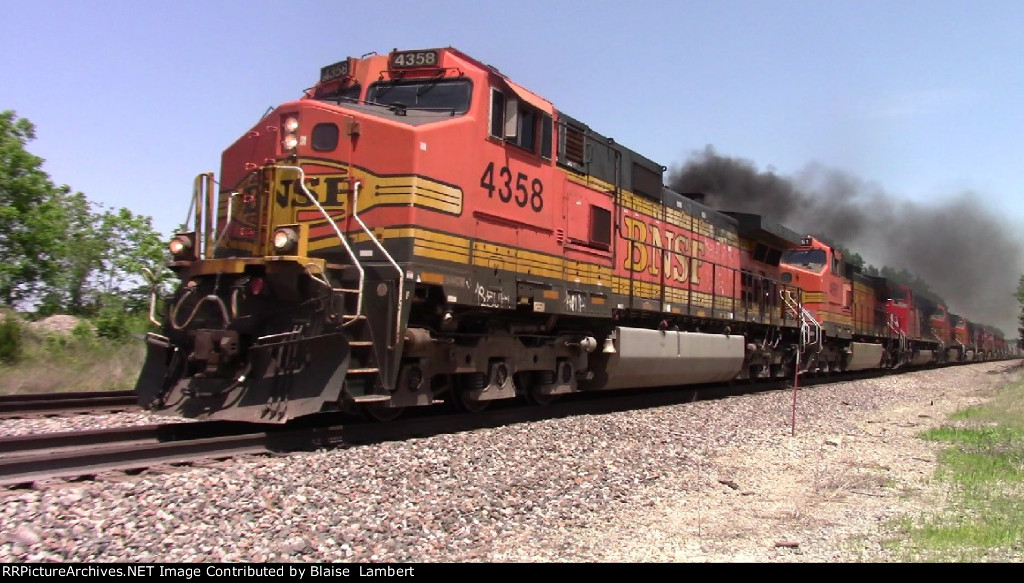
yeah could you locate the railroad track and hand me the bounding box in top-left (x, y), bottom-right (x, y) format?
top-left (0, 362), bottom-right (1001, 489)
top-left (0, 390), bottom-right (139, 419)
top-left (0, 420), bottom-right (348, 488)
top-left (0, 376), bottom-right (771, 488)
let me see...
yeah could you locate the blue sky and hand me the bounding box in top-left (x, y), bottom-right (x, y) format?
top-left (4, 0), bottom-right (1023, 329)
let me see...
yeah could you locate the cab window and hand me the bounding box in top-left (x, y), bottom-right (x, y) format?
top-left (489, 88), bottom-right (548, 155)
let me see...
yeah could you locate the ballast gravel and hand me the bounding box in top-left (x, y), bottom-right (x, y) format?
top-left (1, 360), bottom-right (1021, 563)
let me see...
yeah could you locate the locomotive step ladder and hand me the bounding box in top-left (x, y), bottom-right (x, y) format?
top-left (781, 290), bottom-right (822, 353)
top-left (277, 164), bottom-right (404, 402)
top-left (323, 262), bottom-right (386, 403)
top-left (886, 314), bottom-right (907, 354)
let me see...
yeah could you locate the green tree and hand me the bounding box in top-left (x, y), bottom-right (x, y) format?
top-left (37, 189), bottom-right (104, 315)
top-left (40, 200), bottom-right (170, 316)
top-left (1, 111), bottom-right (171, 316)
top-left (92, 205), bottom-right (170, 313)
top-left (0, 111), bottom-right (65, 307)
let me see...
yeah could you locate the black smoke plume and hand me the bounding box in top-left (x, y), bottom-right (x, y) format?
top-left (668, 146), bottom-right (1024, 337)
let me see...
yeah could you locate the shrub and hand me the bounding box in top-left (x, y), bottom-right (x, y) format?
top-left (0, 316), bottom-right (23, 363)
top-left (94, 306), bottom-right (130, 341)
top-left (72, 320), bottom-right (95, 340)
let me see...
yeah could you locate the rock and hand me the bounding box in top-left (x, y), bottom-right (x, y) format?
top-left (12, 525), bottom-right (42, 546)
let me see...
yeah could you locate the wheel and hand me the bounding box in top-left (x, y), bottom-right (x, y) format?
top-left (454, 388), bottom-right (490, 413)
top-left (517, 371), bottom-right (557, 406)
top-left (361, 402), bottom-right (404, 422)
top-left (522, 379), bottom-right (557, 406)
top-left (450, 374), bottom-right (490, 413)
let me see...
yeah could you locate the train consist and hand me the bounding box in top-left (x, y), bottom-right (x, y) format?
top-left (136, 47), bottom-right (1010, 423)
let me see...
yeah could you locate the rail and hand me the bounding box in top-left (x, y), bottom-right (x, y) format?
top-left (0, 421), bottom-right (345, 488)
top-left (185, 172), bottom-right (216, 259)
top-left (0, 390), bottom-right (138, 419)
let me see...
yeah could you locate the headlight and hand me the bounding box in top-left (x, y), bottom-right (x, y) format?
top-left (169, 234), bottom-right (194, 258)
top-left (272, 228), bottom-right (298, 253)
top-left (282, 115), bottom-right (299, 152)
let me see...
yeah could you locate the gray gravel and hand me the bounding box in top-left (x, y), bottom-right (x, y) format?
top-left (2, 360), bottom-right (1021, 562)
top-left (0, 412), bottom-right (191, 438)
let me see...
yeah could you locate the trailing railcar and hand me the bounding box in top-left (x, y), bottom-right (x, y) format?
top-left (777, 236), bottom-right (889, 372)
top-left (950, 315), bottom-right (973, 362)
top-left (885, 285), bottom-right (944, 366)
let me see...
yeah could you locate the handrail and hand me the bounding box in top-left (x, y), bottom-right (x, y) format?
top-left (781, 289), bottom-right (822, 353)
top-left (169, 290), bottom-right (231, 331)
top-left (886, 313), bottom-right (906, 354)
top-left (351, 180), bottom-right (404, 348)
top-left (211, 191), bottom-right (239, 255)
top-left (275, 165), bottom-right (366, 322)
top-left (186, 173), bottom-right (216, 259)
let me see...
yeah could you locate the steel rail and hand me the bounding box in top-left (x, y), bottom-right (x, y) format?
top-left (0, 390), bottom-right (139, 418)
top-left (0, 421), bottom-right (346, 488)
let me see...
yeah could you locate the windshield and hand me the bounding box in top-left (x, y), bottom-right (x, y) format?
top-left (315, 84), bottom-right (361, 105)
top-left (780, 249), bottom-right (827, 271)
top-left (366, 78), bottom-right (471, 114)
top-left (891, 289), bottom-right (908, 305)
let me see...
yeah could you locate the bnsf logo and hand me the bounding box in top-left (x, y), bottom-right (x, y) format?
top-left (275, 174), bottom-right (350, 209)
top-left (622, 216), bottom-right (707, 284)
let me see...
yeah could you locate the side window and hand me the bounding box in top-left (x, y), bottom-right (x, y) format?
top-left (589, 205), bottom-right (612, 249)
top-left (490, 89), bottom-right (506, 139)
top-left (517, 107), bottom-right (536, 152)
top-left (753, 243), bottom-right (769, 263)
top-left (490, 87), bottom-right (541, 154)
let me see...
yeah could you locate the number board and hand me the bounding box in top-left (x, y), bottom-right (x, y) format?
top-left (320, 59), bottom-right (351, 83)
top-left (390, 50), bottom-right (439, 68)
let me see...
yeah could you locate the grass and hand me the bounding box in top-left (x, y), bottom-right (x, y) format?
top-left (0, 316), bottom-right (148, 394)
top-left (880, 377), bottom-right (1024, 562)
